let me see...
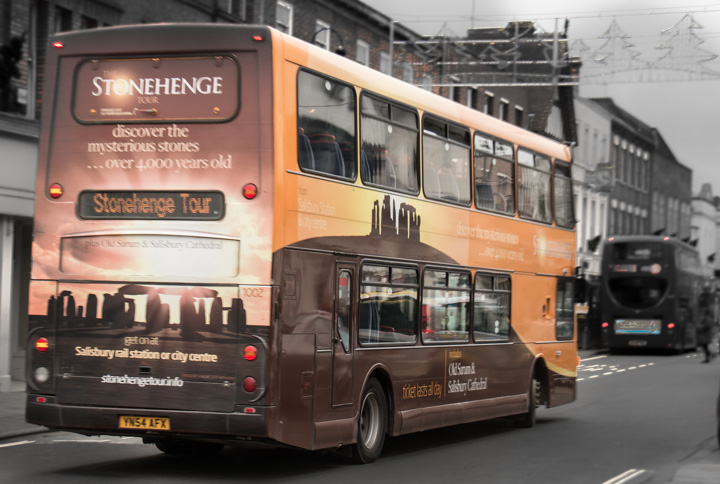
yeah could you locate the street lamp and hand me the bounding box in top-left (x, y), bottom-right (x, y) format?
top-left (311, 27), bottom-right (346, 57)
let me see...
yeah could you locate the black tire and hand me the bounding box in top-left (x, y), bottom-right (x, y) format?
top-left (515, 376), bottom-right (539, 428)
top-left (352, 378), bottom-right (387, 464)
top-left (153, 438), bottom-right (224, 456)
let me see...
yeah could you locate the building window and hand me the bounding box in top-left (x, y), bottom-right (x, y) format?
top-left (81, 16), bottom-right (98, 29)
top-left (276, 1), bottom-right (293, 35)
top-left (220, 0), bottom-right (247, 19)
top-left (499, 98), bottom-right (509, 121)
top-left (314, 20), bottom-right (331, 50)
top-left (402, 62), bottom-right (414, 83)
top-left (483, 92), bottom-right (494, 116)
top-left (55, 6), bottom-right (73, 32)
top-left (468, 88), bottom-right (478, 109)
top-left (421, 74), bottom-right (433, 91)
top-left (356, 40), bottom-right (370, 66)
top-left (515, 106), bottom-right (524, 127)
top-left (379, 52), bottom-right (392, 75)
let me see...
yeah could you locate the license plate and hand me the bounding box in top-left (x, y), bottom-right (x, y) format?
top-left (628, 340), bottom-right (648, 347)
top-left (119, 415), bottom-right (170, 430)
top-left (615, 319), bottom-right (661, 334)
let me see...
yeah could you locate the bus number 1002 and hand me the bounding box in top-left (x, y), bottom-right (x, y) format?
top-left (243, 287), bottom-right (263, 298)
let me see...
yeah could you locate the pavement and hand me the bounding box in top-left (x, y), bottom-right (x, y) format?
top-left (2, 353), bottom-right (719, 482)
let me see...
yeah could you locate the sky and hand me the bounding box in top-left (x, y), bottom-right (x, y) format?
top-left (362, 0), bottom-right (720, 194)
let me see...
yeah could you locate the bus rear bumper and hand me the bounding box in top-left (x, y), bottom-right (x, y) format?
top-left (26, 394), bottom-right (271, 441)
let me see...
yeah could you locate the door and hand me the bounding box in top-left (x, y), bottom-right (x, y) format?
top-left (332, 265), bottom-right (355, 407)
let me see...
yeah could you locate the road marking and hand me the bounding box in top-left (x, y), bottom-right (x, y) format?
top-left (581, 355), bottom-right (608, 362)
top-left (53, 439), bottom-right (112, 443)
top-left (0, 440), bottom-right (34, 449)
top-left (603, 468), bottom-right (649, 484)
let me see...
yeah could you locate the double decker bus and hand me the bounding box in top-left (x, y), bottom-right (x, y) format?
top-left (26, 24), bottom-right (578, 463)
top-left (600, 235), bottom-right (704, 352)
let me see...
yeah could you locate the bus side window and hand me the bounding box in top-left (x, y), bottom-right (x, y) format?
top-left (554, 161), bottom-right (574, 228)
top-left (337, 270), bottom-right (352, 352)
top-left (359, 264), bottom-right (418, 345)
top-left (297, 69), bottom-right (357, 180)
top-left (421, 268), bottom-right (470, 344)
top-left (360, 93), bottom-right (419, 194)
top-left (556, 278), bottom-right (574, 340)
top-left (422, 116), bottom-right (471, 205)
top-left (473, 133), bottom-right (515, 215)
top-left (473, 274), bottom-right (511, 342)
top-left (517, 149), bottom-right (552, 224)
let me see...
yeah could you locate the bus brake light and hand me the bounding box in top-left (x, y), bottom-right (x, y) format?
top-left (601, 322), bottom-right (609, 328)
top-left (668, 323), bottom-right (675, 329)
top-left (36, 337), bottom-right (50, 352)
top-left (53, 42), bottom-right (63, 49)
top-left (252, 35), bottom-right (264, 42)
top-left (242, 377), bottom-right (257, 393)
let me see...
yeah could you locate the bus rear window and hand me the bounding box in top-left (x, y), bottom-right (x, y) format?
top-left (611, 242), bottom-right (664, 261)
top-left (73, 56), bottom-right (240, 123)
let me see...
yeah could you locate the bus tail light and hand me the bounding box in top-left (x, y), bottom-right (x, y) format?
top-left (49, 183), bottom-right (63, 199)
top-left (242, 377), bottom-right (257, 393)
top-left (601, 322), bottom-right (609, 328)
top-left (668, 323), bottom-right (675, 329)
top-left (252, 35), bottom-right (264, 42)
top-left (53, 42), bottom-right (63, 49)
top-left (243, 183), bottom-right (257, 200)
top-left (36, 337), bottom-right (50, 352)
top-left (243, 345), bottom-right (258, 361)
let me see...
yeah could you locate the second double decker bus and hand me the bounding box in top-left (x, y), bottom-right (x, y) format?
top-left (26, 23), bottom-right (578, 463)
top-left (600, 235), bottom-right (704, 352)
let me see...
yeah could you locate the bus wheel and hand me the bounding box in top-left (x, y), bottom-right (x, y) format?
top-left (352, 378), bottom-right (387, 464)
top-left (152, 438), bottom-right (224, 456)
top-left (515, 376), bottom-right (539, 428)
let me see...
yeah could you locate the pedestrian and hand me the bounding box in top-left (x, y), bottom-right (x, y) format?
top-left (698, 292), bottom-right (717, 363)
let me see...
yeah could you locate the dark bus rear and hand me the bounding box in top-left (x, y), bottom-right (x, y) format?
top-left (600, 236), bottom-right (703, 351)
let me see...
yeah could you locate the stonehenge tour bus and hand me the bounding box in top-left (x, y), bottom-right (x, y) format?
top-left (26, 23), bottom-right (578, 463)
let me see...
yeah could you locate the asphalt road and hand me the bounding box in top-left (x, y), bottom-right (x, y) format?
top-left (1, 350), bottom-right (718, 484)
